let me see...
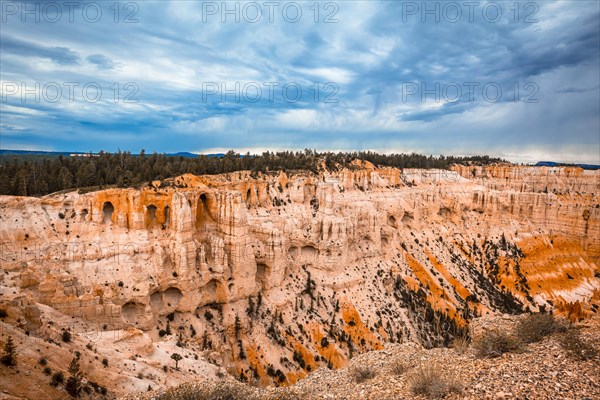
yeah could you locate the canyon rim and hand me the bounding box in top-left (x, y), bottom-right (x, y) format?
top-left (0, 161), bottom-right (598, 398)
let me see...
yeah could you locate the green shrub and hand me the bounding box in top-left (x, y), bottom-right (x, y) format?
top-left (51, 371), bottom-right (64, 386)
top-left (61, 330), bottom-right (72, 343)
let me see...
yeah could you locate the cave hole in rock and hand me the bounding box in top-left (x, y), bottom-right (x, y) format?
top-left (80, 209), bottom-right (89, 222)
top-left (228, 283), bottom-right (235, 294)
top-left (121, 301), bottom-right (144, 324)
top-left (147, 204), bottom-right (158, 226)
top-left (150, 291), bottom-right (163, 314)
top-left (301, 245), bottom-right (317, 260)
top-left (255, 263), bottom-right (271, 291)
top-left (388, 215), bottom-right (397, 227)
top-left (246, 189), bottom-right (252, 206)
top-left (102, 202), bottom-right (114, 224)
top-left (196, 193), bottom-right (212, 227)
top-left (203, 279), bottom-right (226, 303)
top-left (164, 206), bottom-right (170, 227)
top-left (401, 211), bottom-right (414, 223)
top-left (288, 246), bottom-right (298, 260)
top-left (163, 287), bottom-right (183, 308)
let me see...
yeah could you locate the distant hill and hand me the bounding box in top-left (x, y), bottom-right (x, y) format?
top-left (0, 149), bottom-right (225, 158)
top-left (0, 149), bottom-right (73, 156)
top-left (534, 161), bottom-right (600, 170)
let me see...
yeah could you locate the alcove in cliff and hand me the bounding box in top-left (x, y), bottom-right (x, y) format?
top-left (164, 205), bottom-right (170, 227)
top-left (102, 202), bottom-right (114, 224)
top-left (246, 188), bottom-right (252, 207)
top-left (121, 301), bottom-right (144, 325)
top-left (256, 263), bottom-right (271, 291)
top-left (163, 286), bottom-right (183, 307)
top-left (203, 279), bottom-right (226, 304)
top-left (388, 215), bottom-right (397, 228)
top-left (146, 204), bottom-right (157, 227)
top-left (196, 193), bottom-right (213, 227)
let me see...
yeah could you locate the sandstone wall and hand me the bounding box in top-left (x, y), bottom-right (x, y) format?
top-left (1, 164), bottom-right (598, 388)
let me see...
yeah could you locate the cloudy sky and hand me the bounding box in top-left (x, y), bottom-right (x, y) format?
top-left (1, 0), bottom-right (599, 163)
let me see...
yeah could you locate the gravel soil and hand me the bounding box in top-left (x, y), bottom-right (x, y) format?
top-left (125, 315), bottom-right (600, 400)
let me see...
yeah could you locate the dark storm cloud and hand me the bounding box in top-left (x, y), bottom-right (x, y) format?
top-left (0, 0), bottom-right (598, 163)
top-left (1, 35), bottom-right (79, 65)
top-left (86, 54), bottom-right (115, 69)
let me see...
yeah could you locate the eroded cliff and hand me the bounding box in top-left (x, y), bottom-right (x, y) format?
top-left (0, 163), bottom-right (598, 397)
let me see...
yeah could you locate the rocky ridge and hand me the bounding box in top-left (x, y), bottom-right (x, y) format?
top-left (0, 162), bottom-right (598, 398)
top-left (124, 314), bottom-right (600, 400)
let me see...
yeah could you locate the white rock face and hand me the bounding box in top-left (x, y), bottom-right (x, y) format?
top-left (0, 164), bottom-right (598, 393)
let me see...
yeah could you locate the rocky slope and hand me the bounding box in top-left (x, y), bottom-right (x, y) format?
top-left (123, 314), bottom-right (600, 400)
top-left (0, 162), bottom-right (598, 398)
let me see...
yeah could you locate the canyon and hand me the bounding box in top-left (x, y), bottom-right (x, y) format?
top-left (0, 162), bottom-right (598, 399)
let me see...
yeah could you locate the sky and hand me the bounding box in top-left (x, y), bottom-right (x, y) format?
top-left (0, 0), bottom-right (599, 164)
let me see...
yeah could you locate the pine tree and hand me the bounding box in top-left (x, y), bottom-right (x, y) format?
top-left (257, 291), bottom-right (262, 312)
top-left (58, 166), bottom-right (73, 190)
top-left (234, 315), bottom-right (241, 339)
top-left (0, 171), bottom-right (10, 195)
top-left (246, 296), bottom-right (255, 317)
top-left (170, 353), bottom-right (182, 370)
top-left (1, 336), bottom-right (17, 366)
top-left (65, 355), bottom-right (83, 398)
top-left (16, 171), bottom-right (28, 196)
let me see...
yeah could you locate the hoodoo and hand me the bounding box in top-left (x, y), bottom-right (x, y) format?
top-left (0, 163), bottom-right (598, 396)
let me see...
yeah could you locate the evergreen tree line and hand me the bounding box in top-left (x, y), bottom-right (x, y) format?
top-left (0, 150), bottom-right (503, 196)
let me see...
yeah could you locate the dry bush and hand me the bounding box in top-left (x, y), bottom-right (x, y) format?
top-left (388, 357), bottom-right (410, 376)
top-left (349, 365), bottom-right (377, 383)
top-left (409, 363), bottom-right (463, 399)
top-left (473, 329), bottom-right (522, 358)
top-left (451, 334), bottom-right (470, 354)
top-left (515, 313), bottom-right (567, 343)
top-left (559, 330), bottom-right (598, 361)
top-left (156, 381), bottom-right (259, 400)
